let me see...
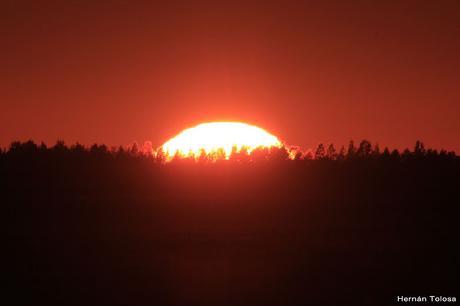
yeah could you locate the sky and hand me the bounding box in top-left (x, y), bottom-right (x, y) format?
top-left (2, 1), bottom-right (460, 152)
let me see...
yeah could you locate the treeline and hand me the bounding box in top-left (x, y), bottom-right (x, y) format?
top-left (3, 138), bottom-right (459, 306)
top-left (1, 139), bottom-right (458, 163)
top-left (304, 140), bottom-right (457, 162)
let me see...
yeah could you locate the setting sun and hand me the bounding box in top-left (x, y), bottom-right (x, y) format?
top-left (160, 122), bottom-right (282, 160)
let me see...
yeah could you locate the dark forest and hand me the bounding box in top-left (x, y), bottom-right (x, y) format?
top-left (3, 140), bottom-right (459, 306)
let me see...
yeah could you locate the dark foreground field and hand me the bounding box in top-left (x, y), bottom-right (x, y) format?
top-left (3, 145), bottom-right (459, 306)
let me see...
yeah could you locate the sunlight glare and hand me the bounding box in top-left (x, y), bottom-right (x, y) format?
top-left (160, 122), bottom-right (282, 161)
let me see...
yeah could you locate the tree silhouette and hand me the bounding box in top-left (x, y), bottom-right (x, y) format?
top-left (267, 146), bottom-right (290, 161)
top-left (382, 147), bottom-right (391, 160)
top-left (251, 147), bottom-right (270, 162)
top-left (414, 140), bottom-right (426, 157)
top-left (347, 140), bottom-right (356, 160)
top-left (198, 148), bottom-right (208, 163)
top-left (230, 146), bottom-right (250, 162)
top-left (129, 142), bottom-right (139, 156)
top-left (390, 149), bottom-right (401, 161)
top-left (357, 140), bottom-right (372, 159)
top-left (1, 139), bottom-right (458, 164)
top-left (71, 143), bottom-right (86, 154)
top-left (327, 144), bottom-right (337, 160)
top-left (303, 150), bottom-right (314, 160)
top-left (372, 143), bottom-right (380, 159)
top-left (315, 144), bottom-right (326, 160)
top-left (337, 146), bottom-right (346, 160)
top-left (401, 148), bottom-right (412, 161)
top-left (53, 140), bottom-right (67, 153)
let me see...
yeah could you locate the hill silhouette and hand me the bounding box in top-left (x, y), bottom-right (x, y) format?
top-left (3, 140), bottom-right (459, 306)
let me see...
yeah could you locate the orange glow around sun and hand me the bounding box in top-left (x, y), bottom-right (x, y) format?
top-left (160, 122), bottom-right (282, 161)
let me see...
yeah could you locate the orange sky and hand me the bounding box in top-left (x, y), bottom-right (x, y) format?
top-left (2, 1), bottom-right (459, 152)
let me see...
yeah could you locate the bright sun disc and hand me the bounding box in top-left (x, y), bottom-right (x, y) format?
top-left (160, 122), bottom-right (282, 161)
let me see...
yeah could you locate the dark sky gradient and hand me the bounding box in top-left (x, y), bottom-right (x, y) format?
top-left (2, 1), bottom-right (460, 151)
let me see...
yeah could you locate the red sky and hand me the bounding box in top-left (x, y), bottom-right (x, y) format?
top-left (2, 1), bottom-right (460, 152)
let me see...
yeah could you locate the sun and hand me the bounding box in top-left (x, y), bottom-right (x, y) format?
top-left (159, 122), bottom-right (282, 161)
